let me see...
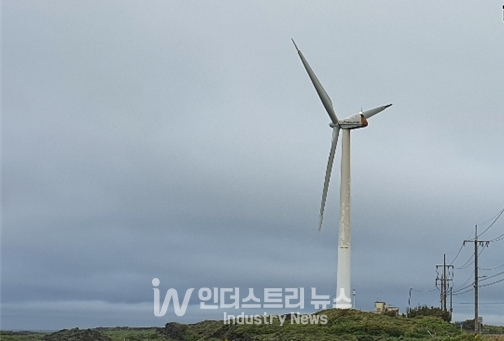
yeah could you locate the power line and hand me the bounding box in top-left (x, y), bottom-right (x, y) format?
top-left (411, 287), bottom-right (438, 293)
top-left (441, 210), bottom-right (503, 327)
top-left (477, 207), bottom-right (504, 242)
top-left (452, 286), bottom-right (473, 296)
top-left (452, 280), bottom-right (474, 295)
top-left (479, 276), bottom-right (504, 288)
top-left (476, 207), bottom-right (504, 238)
top-left (453, 270), bottom-right (504, 294)
top-left (479, 270), bottom-right (504, 282)
top-left (490, 232), bottom-right (504, 242)
top-left (454, 302), bottom-right (504, 305)
top-left (448, 228), bottom-right (480, 267)
top-left (407, 287), bottom-right (438, 311)
top-left (452, 269), bottom-right (474, 293)
top-left (480, 263), bottom-right (504, 271)
top-left (449, 244), bottom-right (465, 265)
top-left (456, 246), bottom-right (485, 270)
top-left (456, 252), bottom-right (475, 269)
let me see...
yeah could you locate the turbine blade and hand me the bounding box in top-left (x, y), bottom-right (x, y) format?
top-left (361, 104), bottom-right (393, 119)
top-left (319, 126), bottom-right (340, 230)
top-left (292, 39), bottom-right (339, 125)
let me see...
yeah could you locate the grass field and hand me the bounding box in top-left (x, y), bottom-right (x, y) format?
top-left (1, 310), bottom-right (502, 341)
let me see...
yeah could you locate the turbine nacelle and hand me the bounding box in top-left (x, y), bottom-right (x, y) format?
top-left (331, 104), bottom-right (393, 130)
top-left (337, 113), bottom-right (368, 130)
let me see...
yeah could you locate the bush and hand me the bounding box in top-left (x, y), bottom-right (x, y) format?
top-left (407, 305), bottom-right (451, 322)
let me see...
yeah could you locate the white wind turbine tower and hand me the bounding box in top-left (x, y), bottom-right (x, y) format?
top-left (293, 40), bottom-right (392, 309)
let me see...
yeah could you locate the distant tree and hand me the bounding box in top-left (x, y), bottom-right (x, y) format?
top-left (384, 309), bottom-right (399, 317)
top-left (461, 319), bottom-right (486, 332)
top-left (462, 319), bottom-right (475, 331)
top-left (406, 305), bottom-right (451, 322)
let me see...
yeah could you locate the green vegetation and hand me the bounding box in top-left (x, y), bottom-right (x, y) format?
top-left (0, 328), bottom-right (162, 341)
top-left (0, 331), bottom-right (50, 341)
top-left (189, 309), bottom-right (463, 341)
top-left (407, 305), bottom-right (452, 323)
top-left (454, 320), bottom-right (504, 334)
top-left (155, 310), bottom-right (504, 341)
top-left (100, 328), bottom-right (164, 341)
top-left (1, 310), bottom-right (503, 341)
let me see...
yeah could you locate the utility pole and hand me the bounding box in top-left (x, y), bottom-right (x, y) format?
top-left (475, 233), bottom-right (478, 334)
top-left (449, 286), bottom-right (453, 316)
top-left (443, 254), bottom-right (447, 312)
top-left (464, 225), bottom-right (490, 334)
top-left (353, 289), bottom-right (356, 309)
top-left (436, 254), bottom-right (453, 313)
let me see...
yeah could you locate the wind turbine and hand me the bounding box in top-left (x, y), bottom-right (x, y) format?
top-left (292, 39), bottom-right (392, 309)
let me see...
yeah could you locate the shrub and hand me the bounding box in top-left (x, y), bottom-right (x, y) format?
top-left (407, 305), bottom-right (451, 322)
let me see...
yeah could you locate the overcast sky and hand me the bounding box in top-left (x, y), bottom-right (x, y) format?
top-left (2, 0), bottom-right (504, 330)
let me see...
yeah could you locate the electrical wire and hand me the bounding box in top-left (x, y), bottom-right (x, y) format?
top-left (479, 270), bottom-right (504, 282)
top-left (408, 287), bottom-right (438, 308)
top-left (449, 244), bottom-right (465, 265)
top-left (480, 263), bottom-right (504, 271)
top-left (411, 288), bottom-right (438, 293)
top-left (454, 302), bottom-right (504, 305)
top-left (441, 208), bottom-right (504, 301)
top-left (451, 281), bottom-right (474, 295)
top-left (451, 286), bottom-right (473, 296)
top-left (490, 232), bottom-right (504, 242)
top-left (452, 267), bottom-right (504, 297)
top-left (480, 276), bottom-right (504, 288)
top-left (452, 269), bottom-right (475, 292)
top-left (476, 208), bottom-right (504, 238)
top-left (456, 252), bottom-right (475, 270)
top-left (456, 246), bottom-right (486, 270)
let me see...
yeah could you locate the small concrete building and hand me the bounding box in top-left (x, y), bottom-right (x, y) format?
top-left (374, 301), bottom-right (399, 315)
